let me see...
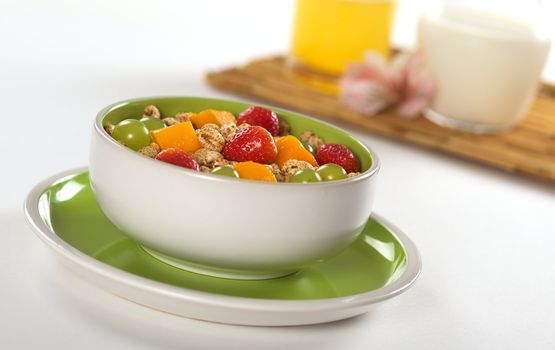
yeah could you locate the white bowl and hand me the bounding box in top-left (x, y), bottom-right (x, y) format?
top-left (89, 97), bottom-right (380, 279)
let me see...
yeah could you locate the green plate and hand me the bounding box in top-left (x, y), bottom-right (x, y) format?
top-left (38, 171), bottom-right (409, 300)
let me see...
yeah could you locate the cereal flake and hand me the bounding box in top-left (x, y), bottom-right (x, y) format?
top-left (144, 105), bottom-right (161, 119)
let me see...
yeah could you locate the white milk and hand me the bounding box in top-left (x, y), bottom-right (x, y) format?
top-left (419, 6), bottom-right (551, 132)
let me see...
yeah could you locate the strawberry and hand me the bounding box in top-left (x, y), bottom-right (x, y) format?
top-left (316, 144), bottom-right (361, 173)
top-left (236, 106), bottom-right (280, 136)
top-left (222, 126), bottom-right (277, 164)
top-left (155, 148), bottom-right (200, 171)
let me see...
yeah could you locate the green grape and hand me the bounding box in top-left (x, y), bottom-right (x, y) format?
top-left (212, 165), bottom-right (239, 178)
top-left (289, 168), bottom-right (322, 183)
top-left (316, 163), bottom-right (347, 181)
top-left (112, 119), bottom-right (151, 151)
top-left (301, 141), bottom-right (315, 155)
top-left (140, 116), bottom-right (165, 131)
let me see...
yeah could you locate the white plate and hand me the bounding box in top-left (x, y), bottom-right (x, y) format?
top-left (25, 168), bottom-right (421, 326)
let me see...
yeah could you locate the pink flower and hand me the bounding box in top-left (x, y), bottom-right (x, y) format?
top-left (339, 51), bottom-right (436, 118)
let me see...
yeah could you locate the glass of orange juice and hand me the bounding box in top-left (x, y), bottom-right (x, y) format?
top-left (290, 0), bottom-right (396, 77)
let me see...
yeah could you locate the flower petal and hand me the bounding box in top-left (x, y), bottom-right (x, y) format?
top-left (397, 97), bottom-right (429, 118)
top-left (339, 50), bottom-right (436, 118)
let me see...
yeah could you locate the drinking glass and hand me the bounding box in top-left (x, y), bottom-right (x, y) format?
top-left (419, 1), bottom-right (551, 133)
top-left (290, 0), bottom-right (396, 78)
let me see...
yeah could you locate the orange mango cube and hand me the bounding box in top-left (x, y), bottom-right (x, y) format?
top-left (234, 161), bottom-right (277, 182)
top-left (150, 121), bottom-right (202, 154)
top-left (274, 135), bottom-right (318, 168)
top-left (190, 109), bottom-right (236, 128)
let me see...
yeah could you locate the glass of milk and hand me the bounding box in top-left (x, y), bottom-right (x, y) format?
top-left (419, 2), bottom-right (551, 133)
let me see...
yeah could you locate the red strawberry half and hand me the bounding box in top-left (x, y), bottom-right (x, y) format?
top-left (316, 144), bottom-right (361, 173)
top-left (222, 125), bottom-right (277, 164)
top-left (237, 106), bottom-right (280, 136)
top-left (155, 148), bottom-right (200, 171)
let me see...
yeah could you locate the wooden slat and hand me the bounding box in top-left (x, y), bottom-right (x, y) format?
top-left (206, 56), bottom-right (555, 183)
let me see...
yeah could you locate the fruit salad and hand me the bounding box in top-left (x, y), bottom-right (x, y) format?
top-left (104, 105), bottom-right (362, 183)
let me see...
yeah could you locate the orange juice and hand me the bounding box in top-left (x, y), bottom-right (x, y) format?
top-left (291, 0), bottom-right (396, 75)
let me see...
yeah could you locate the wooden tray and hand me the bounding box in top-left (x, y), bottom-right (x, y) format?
top-left (206, 56), bottom-right (555, 183)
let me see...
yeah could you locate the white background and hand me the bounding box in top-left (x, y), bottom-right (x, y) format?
top-left (1, 1), bottom-right (555, 349)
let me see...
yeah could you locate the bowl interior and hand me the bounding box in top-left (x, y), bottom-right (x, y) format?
top-left (101, 97), bottom-right (374, 172)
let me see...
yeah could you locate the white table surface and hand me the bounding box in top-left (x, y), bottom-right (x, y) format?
top-left (2, 1), bottom-right (555, 349)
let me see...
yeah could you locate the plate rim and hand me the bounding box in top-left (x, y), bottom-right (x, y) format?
top-left (24, 167), bottom-right (422, 313)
